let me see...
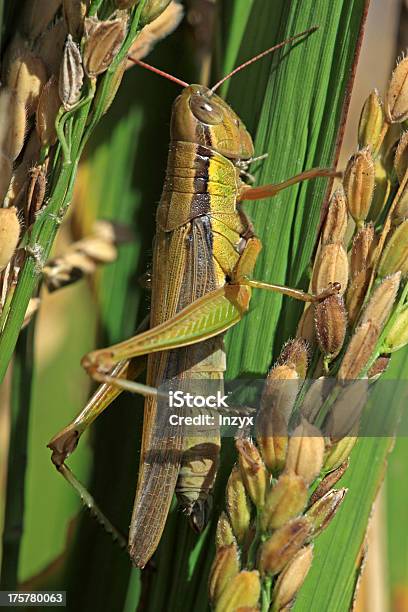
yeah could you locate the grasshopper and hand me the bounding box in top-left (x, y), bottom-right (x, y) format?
top-left (48, 29), bottom-right (340, 568)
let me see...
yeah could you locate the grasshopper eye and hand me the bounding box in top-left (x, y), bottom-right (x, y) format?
top-left (190, 95), bottom-right (223, 125)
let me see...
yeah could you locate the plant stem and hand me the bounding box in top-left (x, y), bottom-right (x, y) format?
top-left (0, 323), bottom-right (35, 589)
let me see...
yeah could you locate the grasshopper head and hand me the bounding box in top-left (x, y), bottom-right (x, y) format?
top-left (170, 84), bottom-right (254, 160)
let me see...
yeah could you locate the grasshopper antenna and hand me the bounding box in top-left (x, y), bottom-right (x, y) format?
top-left (127, 56), bottom-right (189, 88)
top-left (210, 26), bottom-right (318, 94)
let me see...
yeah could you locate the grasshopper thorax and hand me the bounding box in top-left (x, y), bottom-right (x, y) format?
top-left (170, 84), bottom-right (254, 160)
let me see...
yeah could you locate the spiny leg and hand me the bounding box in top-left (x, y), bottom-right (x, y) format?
top-left (239, 167), bottom-right (341, 201)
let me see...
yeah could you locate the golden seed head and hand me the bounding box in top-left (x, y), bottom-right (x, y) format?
top-left (379, 219), bottom-right (408, 277)
top-left (314, 294), bottom-right (347, 359)
top-left (0, 207), bottom-right (21, 272)
top-left (296, 305), bottom-right (316, 347)
top-left (305, 488), bottom-right (347, 539)
top-left (384, 305), bottom-right (408, 352)
top-left (271, 545), bottom-right (314, 611)
top-left (35, 19), bottom-right (68, 77)
top-left (0, 88), bottom-right (27, 162)
top-left (7, 131), bottom-right (41, 208)
top-left (261, 471), bottom-right (308, 532)
top-left (7, 50), bottom-right (47, 117)
top-left (350, 223), bottom-right (375, 278)
top-left (367, 355), bottom-right (390, 379)
top-left (343, 147), bottom-right (375, 222)
top-left (392, 186), bottom-right (408, 226)
top-left (83, 15), bottom-right (128, 77)
top-left (321, 186), bottom-right (348, 246)
top-left (59, 34), bottom-right (84, 110)
top-left (361, 272), bottom-right (401, 330)
top-left (386, 56), bottom-right (408, 123)
top-left (226, 465), bottom-right (251, 544)
top-left (358, 89), bottom-right (385, 154)
top-left (215, 512), bottom-right (236, 548)
top-left (345, 268), bottom-right (371, 325)
top-left (256, 409), bottom-right (288, 475)
top-left (0, 153), bottom-right (13, 204)
top-left (312, 243), bottom-right (349, 296)
top-left (325, 381), bottom-right (367, 441)
top-left (127, 0), bottom-right (184, 61)
top-left (258, 517), bottom-right (311, 576)
top-left (140, 0), bottom-right (173, 25)
top-left (21, 0), bottom-right (61, 41)
top-left (370, 159), bottom-right (391, 223)
top-left (323, 436), bottom-right (357, 471)
top-left (394, 130), bottom-right (408, 183)
top-left (36, 76), bottom-right (61, 147)
top-left (260, 364), bottom-right (300, 424)
top-left (236, 439), bottom-right (267, 509)
top-left (309, 460), bottom-right (349, 505)
top-left (63, 0), bottom-right (90, 38)
top-left (284, 419), bottom-right (325, 485)
top-left (209, 543), bottom-right (240, 605)
top-left (277, 338), bottom-right (309, 379)
top-left (213, 570), bottom-right (261, 612)
top-left (338, 321), bottom-right (380, 380)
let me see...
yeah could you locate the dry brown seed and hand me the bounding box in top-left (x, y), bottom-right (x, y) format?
top-left (7, 51), bottom-right (47, 117)
top-left (378, 219), bottom-right (408, 277)
top-left (325, 381), bottom-right (367, 441)
top-left (215, 512), bottom-right (235, 548)
top-left (384, 305), bottom-right (408, 352)
top-left (21, 0), bottom-right (61, 41)
top-left (261, 471), bottom-right (307, 532)
top-left (312, 243), bottom-right (348, 296)
top-left (271, 545), bottom-right (313, 612)
top-left (370, 159), bottom-right (391, 223)
top-left (309, 460), bottom-right (349, 505)
top-left (358, 89), bottom-right (385, 155)
top-left (300, 377), bottom-right (335, 423)
top-left (127, 0), bottom-right (184, 62)
top-left (75, 237), bottom-right (117, 262)
top-left (0, 89), bottom-right (27, 161)
top-left (394, 131), bottom-right (408, 183)
top-left (0, 207), bottom-right (21, 271)
top-left (321, 186), bottom-right (348, 246)
top-left (346, 268), bottom-right (371, 325)
top-left (343, 147), bottom-right (375, 223)
top-left (209, 543), bottom-right (240, 605)
top-left (63, 0), bottom-right (90, 38)
top-left (0, 154), bottom-right (13, 204)
top-left (324, 436), bottom-right (357, 472)
top-left (305, 488), bottom-right (347, 539)
top-left (225, 465), bottom-right (251, 544)
top-left (59, 34), bottom-right (84, 110)
top-left (338, 321), bottom-right (380, 380)
top-left (367, 355), bottom-right (390, 379)
top-left (35, 18), bottom-right (68, 77)
top-left (361, 272), bottom-right (400, 329)
top-left (314, 294), bottom-right (346, 359)
top-left (36, 76), bottom-right (61, 147)
top-left (386, 56), bottom-right (408, 123)
top-left (236, 439), bottom-right (267, 509)
top-left (7, 131), bottom-right (41, 208)
top-left (25, 165), bottom-right (47, 227)
top-left (296, 305), bottom-right (315, 346)
top-left (256, 408), bottom-right (288, 475)
top-left (140, 0), bottom-right (173, 25)
top-left (258, 517), bottom-right (311, 576)
top-left (260, 364), bottom-right (300, 423)
top-left (393, 186), bottom-right (408, 226)
top-left (214, 571), bottom-right (260, 612)
top-left (285, 419), bottom-right (325, 485)
top-left (83, 15), bottom-right (127, 77)
top-left (276, 338), bottom-right (309, 379)
top-left (350, 223), bottom-right (375, 278)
